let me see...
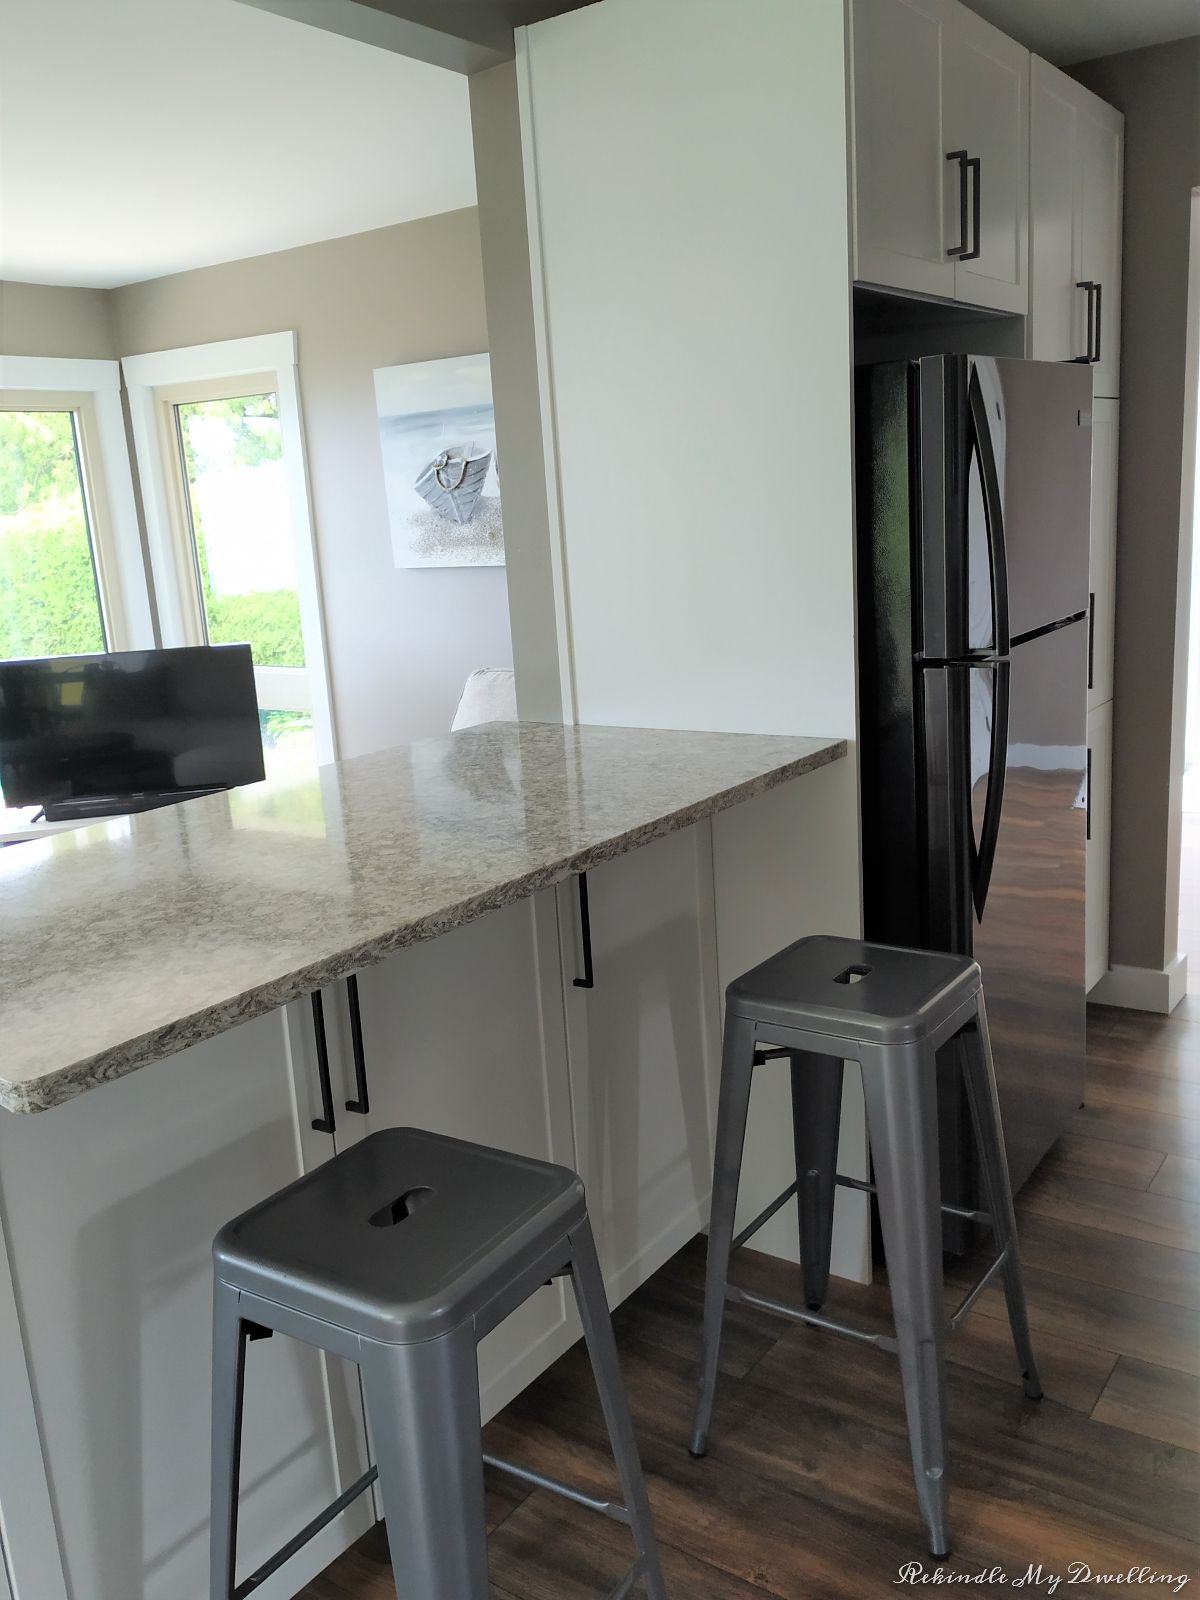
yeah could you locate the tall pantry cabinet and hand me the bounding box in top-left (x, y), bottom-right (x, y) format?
top-left (1030, 56), bottom-right (1124, 990)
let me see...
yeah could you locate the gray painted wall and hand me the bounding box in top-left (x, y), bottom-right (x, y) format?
top-left (1072, 38), bottom-right (1200, 974)
top-left (0, 281), bottom-right (117, 359)
top-left (107, 210), bottom-right (512, 760)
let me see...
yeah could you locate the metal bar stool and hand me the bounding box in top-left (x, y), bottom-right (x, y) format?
top-left (211, 1126), bottom-right (669, 1600)
top-left (689, 935), bottom-right (1042, 1558)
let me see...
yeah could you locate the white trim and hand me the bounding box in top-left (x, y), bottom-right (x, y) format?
top-left (1090, 953), bottom-right (1188, 1013)
top-left (0, 355), bottom-right (120, 392)
top-left (0, 356), bottom-right (155, 649)
top-left (120, 332), bottom-right (297, 391)
top-left (515, 30), bottom-right (577, 725)
top-left (122, 332), bottom-right (337, 764)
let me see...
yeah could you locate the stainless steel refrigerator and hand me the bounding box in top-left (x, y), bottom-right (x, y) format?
top-left (856, 353), bottom-right (1092, 1222)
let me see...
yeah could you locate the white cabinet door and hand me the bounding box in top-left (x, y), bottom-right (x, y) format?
top-left (1086, 699), bottom-right (1113, 991)
top-left (344, 894), bottom-right (578, 1422)
top-left (1028, 58), bottom-right (1123, 389)
top-left (558, 823), bottom-right (721, 1304)
top-left (946, 0), bottom-right (1029, 313)
top-left (850, 0), bottom-right (957, 300)
top-left (1088, 399), bottom-right (1119, 711)
top-left (0, 1010), bottom-right (370, 1600)
top-left (1030, 56), bottom-right (1084, 361)
top-left (1080, 97), bottom-right (1124, 397)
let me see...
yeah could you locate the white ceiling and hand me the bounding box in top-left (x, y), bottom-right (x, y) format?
top-left (0, 0), bottom-right (478, 289)
top-left (962, 0), bottom-right (1200, 65)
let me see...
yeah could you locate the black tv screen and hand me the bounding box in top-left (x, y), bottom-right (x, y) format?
top-left (0, 645), bottom-right (266, 810)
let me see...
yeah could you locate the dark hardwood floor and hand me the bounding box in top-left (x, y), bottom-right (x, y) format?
top-left (300, 1004), bottom-right (1200, 1598)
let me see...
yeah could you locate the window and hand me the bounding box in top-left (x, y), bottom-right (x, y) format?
top-left (0, 357), bottom-right (151, 669)
top-left (0, 405), bottom-right (106, 658)
top-left (123, 334), bottom-right (334, 775)
top-left (171, 387), bottom-right (315, 774)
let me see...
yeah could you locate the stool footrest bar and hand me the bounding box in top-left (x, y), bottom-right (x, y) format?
top-left (482, 1451), bottom-right (632, 1526)
top-left (232, 1466), bottom-right (378, 1599)
top-left (608, 1556), bottom-right (647, 1600)
top-left (833, 1172), bottom-right (991, 1227)
top-left (726, 1283), bottom-right (898, 1354)
top-left (730, 1180), bottom-right (799, 1252)
top-left (949, 1250), bottom-right (1008, 1331)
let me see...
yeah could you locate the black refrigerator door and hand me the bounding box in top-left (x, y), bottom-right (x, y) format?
top-left (916, 356), bottom-right (1091, 657)
top-left (969, 620), bottom-right (1087, 1192)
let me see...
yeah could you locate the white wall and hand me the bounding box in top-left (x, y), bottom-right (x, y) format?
top-left (504, 0), bottom-right (866, 1275)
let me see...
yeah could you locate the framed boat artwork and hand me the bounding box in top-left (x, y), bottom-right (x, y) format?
top-left (373, 352), bottom-right (504, 568)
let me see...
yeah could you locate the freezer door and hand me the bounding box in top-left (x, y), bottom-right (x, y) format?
top-left (975, 357), bottom-right (1092, 639)
top-left (970, 620), bottom-right (1087, 1191)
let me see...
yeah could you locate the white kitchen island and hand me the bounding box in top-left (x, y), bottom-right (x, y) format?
top-left (0, 721), bottom-right (851, 1600)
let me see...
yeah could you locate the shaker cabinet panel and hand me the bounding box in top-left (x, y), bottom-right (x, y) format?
top-left (1080, 101), bottom-right (1124, 397)
top-left (0, 1012), bottom-right (366, 1600)
top-left (1086, 699), bottom-right (1113, 992)
top-left (559, 824), bottom-right (721, 1302)
top-left (347, 893), bottom-right (578, 1420)
top-left (1030, 57), bottom-right (1083, 361)
top-left (1088, 400), bottom-right (1119, 711)
top-left (1030, 57), bottom-right (1123, 391)
top-left (850, 0), bottom-right (957, 300)
top-left (944, 1), bottom-right (1029, 313)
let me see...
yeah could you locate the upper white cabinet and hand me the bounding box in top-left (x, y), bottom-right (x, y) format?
top-left (1030, 57), bottom-right (1124, 395)
top-left (851, 0), bottom-right (1029, 313)
top-left (851, 0), bottom-right (957, 300)
top-left (945, 3), bottom-right (1029, 313)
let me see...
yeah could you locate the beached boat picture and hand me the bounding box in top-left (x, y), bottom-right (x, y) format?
top-left (413, 444), bottom-right (493, 524)
top-left (373, 353), bottom-right (504, 569)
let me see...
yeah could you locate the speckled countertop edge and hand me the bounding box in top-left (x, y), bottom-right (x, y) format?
top-left (2, 731), bottom-right (846, 1114)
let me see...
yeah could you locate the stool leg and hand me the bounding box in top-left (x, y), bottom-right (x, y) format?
top-left (790, 1052), bottom-right (844, 1312)
top-left (570, 1219), bottom-right (670, 1600)
top-left (359, 1324), bottom-right (490, 1600)
top-left (690, 1012), bottom-right (757, 1458)
top-left (960, 1003), bottom-right (1043, 1401)
top-left (209, 1280), bottom-right (247, 1600)
top-left (861, 1044), bottom-right (950, 1559)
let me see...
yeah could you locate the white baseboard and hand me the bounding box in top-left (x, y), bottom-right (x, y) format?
top-left (1089, 953), bottom-right (1189, 1013)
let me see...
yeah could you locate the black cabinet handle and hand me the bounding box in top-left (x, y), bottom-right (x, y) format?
top-left (1086, 746), bottom-right (1093, 842)
top-left (963, 155), bottom-right (981, 261)
top-left (310, 991), bottom-right (336, 1134)
top-left (572, 872), bottom-right (595, 989)
top-left (344, 974), bottom-right (370, 1114)
top-left (1088, 592), bottom-right (1096, 690)
top-left (1076, 281), bottom-right (1096, 362)
top-left (946, 150), bottom-right (970, 257)
top-left (1093, 282), bottom-right (1103, 365)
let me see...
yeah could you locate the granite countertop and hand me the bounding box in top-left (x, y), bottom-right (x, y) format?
top-left (0, 721), bottom-right (845, 1113)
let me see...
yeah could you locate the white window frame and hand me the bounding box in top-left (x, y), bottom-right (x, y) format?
top-left (122, 331), bottom-right (336, 765)
top-left (0, 355), bottom-right (154, 653)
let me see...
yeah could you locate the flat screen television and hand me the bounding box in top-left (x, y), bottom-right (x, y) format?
top-left (0, 644), bottom-right (266, 821)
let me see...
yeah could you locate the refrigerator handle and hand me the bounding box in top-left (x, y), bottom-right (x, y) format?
top-left (972, 660), bottom-right (1010, 921)
top-left (968, 365), bottom-right (1011, 655)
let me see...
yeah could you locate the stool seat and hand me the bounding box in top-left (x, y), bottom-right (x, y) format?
top-left (215, 1127), bottom-right (585, 1344)
top-left (726, 934), bottom-right (980, 1045)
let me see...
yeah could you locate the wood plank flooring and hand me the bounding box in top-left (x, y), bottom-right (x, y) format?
top-left (299, 1004), bottom-right (1200, 1598)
